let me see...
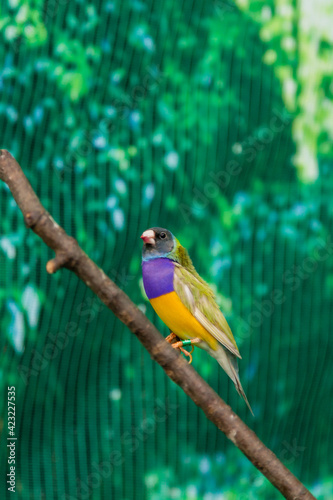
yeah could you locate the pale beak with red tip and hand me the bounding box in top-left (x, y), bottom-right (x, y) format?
top-left (140, 229), bottom-right (156, 245)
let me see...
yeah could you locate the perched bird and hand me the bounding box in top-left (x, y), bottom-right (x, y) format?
top-left (141, 227), bottom-right (253, 414)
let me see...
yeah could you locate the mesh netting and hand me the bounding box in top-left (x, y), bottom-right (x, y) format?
top-left (0, 1), bottom-right (332, 499)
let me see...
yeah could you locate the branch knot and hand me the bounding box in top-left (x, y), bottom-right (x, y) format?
top-left (24, 210), bottom-right (44, 228)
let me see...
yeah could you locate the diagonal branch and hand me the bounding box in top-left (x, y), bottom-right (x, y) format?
top-left (0, 150), bottom-right (316, 500)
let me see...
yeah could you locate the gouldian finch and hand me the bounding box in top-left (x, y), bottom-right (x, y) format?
top-left (141, 227), bottom-right (253, 414)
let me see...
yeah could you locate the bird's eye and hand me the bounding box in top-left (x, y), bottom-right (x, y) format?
top-left (159, 232), bottom-right (167, 239)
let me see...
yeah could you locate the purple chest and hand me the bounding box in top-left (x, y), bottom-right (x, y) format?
top-left (142, 258), bottom-right (175, 299)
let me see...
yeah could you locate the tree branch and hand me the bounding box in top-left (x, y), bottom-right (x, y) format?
top-left (0, 150), bottom-right (316, 500)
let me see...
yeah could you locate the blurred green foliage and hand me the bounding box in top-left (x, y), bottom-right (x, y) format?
top-left (0, 0), bottom-right (332, 499)
top-left (236, 0), bottom-right (333, 182)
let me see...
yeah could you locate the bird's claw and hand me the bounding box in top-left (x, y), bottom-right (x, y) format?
top-left (166, 332), bottom-right (177, 343)
top-left (172, 343), bottom-right (193, 364)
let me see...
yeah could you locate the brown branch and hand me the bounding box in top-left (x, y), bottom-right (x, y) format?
top-left (0, 149), bottom-right (316, 500)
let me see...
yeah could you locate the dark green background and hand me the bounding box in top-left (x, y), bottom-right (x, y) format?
top-left (0, 1), bottom-right (332, 498)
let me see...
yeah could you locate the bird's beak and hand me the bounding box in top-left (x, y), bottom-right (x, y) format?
top-left (140, 229), bottom-right (156, 245)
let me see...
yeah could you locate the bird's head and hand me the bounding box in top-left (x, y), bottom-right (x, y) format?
top-left (141, 227), bottom-right (175, 261)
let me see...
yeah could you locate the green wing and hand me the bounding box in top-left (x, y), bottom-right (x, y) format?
top-left (173, 263), bottom-right (241, 359)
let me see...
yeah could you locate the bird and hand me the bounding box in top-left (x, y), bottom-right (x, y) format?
top-left (141, 227), bottom-right (253, 414)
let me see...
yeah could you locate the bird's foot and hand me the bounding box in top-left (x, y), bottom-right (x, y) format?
top-left (166, 332), bottom-right (188, 359)
top-left (171, 338), bottom-right (202, 364)
top-left (166, 332), bottom-right (178, 343)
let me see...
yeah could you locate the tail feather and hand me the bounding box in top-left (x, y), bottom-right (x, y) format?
top-left (210, 345), bottom-right (254, 415)
top-left (232, 368), bottom-right (254, 416)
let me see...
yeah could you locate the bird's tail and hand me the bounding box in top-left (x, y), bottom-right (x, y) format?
top-left (211, 345), bottom-right (254, 415)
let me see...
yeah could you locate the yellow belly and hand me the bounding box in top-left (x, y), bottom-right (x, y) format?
top-left (150, 291), bottom-right (218, 350)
